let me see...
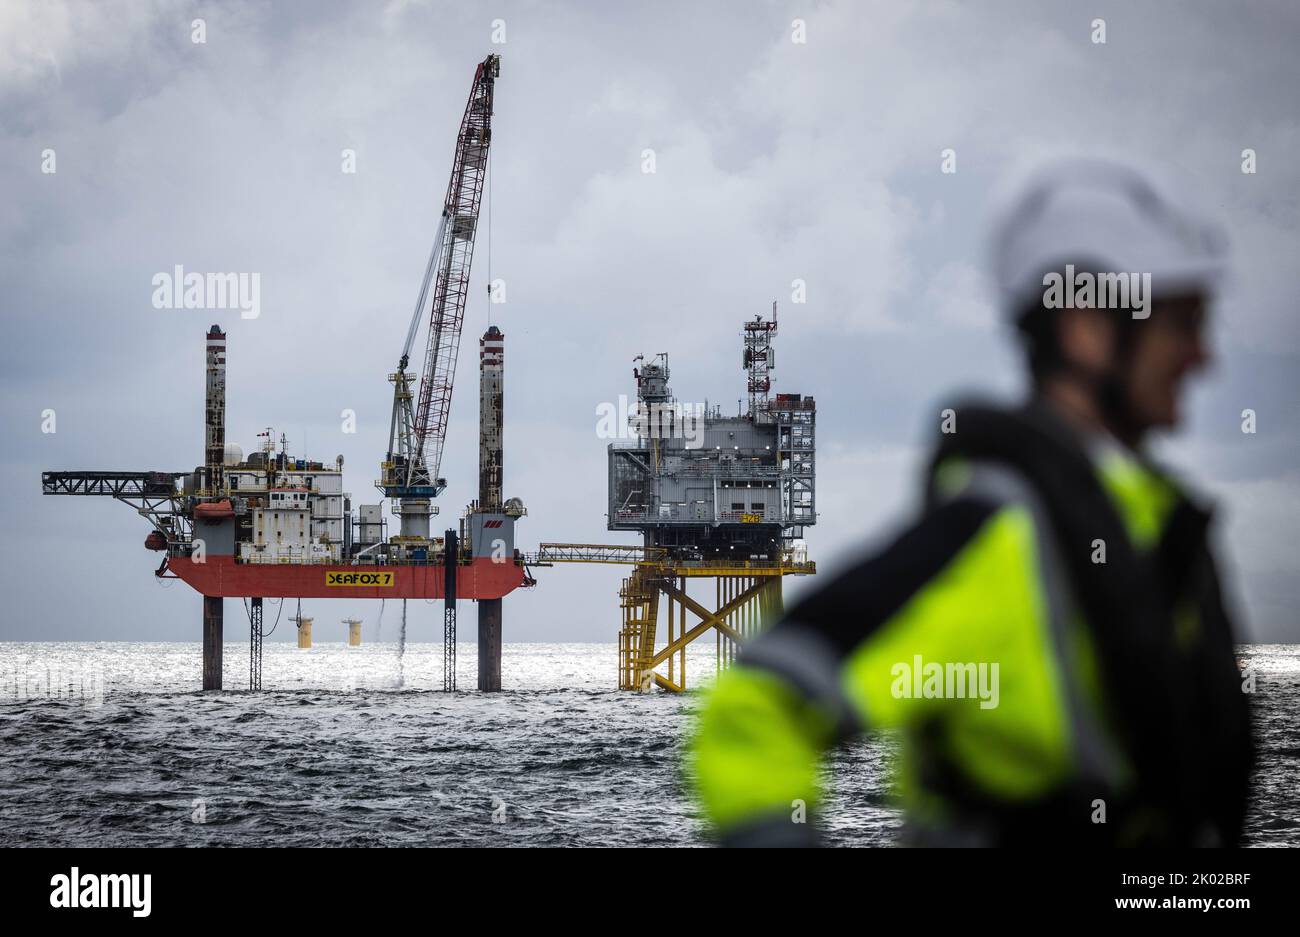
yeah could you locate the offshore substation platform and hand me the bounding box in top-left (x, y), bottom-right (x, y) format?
top-left (533, 304), bottom-right (816, 691)
top-left (40, 55), bottom-right (530, 693)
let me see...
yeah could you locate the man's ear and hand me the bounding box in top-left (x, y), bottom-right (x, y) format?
top-left (1057, 307), bottom-right (1114, 373)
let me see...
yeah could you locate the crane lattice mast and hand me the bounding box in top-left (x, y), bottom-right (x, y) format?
top-left (382, 54), bottom-right (500, 499)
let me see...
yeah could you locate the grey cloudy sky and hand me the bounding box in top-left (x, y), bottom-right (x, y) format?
top-left (2, 0), bottom-right (1297, 646)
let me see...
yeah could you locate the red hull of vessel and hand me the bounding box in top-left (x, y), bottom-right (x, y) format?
top-left (166, 556), bottom-right (525, 599)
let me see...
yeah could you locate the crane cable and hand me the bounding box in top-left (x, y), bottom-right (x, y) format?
top-left (263, 598), bottom-right (284, 638)
top-left (242, 595), bottom-right (284, 638)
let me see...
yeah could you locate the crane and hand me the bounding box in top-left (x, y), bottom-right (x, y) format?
top-left (381, 53), bottom-right (500, 517)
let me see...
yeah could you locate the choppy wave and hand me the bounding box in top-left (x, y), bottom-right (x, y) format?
top-left (0, 642), bottom-right (1293, 847)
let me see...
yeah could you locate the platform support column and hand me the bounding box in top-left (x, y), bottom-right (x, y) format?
top-left (249, 597), bottom-right (262, 691)
top-left (445, 529), bottom-right (458, 692)
top-left (478, 599), bottom-right (501, 692)
top-left (475, 326), bottom-right (506, 693)
top-left (202, 595), bottom-right (223, 691)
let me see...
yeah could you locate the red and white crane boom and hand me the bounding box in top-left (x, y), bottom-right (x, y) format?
top-left (382, 53), bottom-right (500, 500)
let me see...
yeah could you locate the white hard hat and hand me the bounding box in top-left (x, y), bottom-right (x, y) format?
top-left (991, 159), bottom-right (1228, 316)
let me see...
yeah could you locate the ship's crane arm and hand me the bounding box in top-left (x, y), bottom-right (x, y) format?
top-left (381, 53), bottom-right (500, 499)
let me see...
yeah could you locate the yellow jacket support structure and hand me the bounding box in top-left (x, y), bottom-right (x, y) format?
top-left (534, 543), bottom-right (811, 690)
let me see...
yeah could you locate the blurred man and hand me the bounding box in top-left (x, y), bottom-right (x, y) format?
top-left (689, 160), bottom-right (1254, 847)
